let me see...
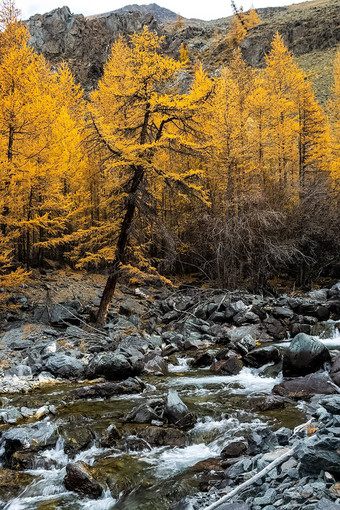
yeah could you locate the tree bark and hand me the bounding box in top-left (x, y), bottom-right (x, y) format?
top-left (96, 164), bottom-right (144, 326)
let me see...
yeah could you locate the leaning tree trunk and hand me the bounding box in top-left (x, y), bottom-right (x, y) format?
top-left (96, 164), bottom-right (144, 326)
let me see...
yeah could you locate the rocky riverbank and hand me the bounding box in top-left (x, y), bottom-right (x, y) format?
top-left (0, 274), bottom-right (339, 508)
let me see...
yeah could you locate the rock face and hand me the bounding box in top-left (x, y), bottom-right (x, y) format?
top-left (282, 333), bottom-right (331, 377)
top-left (27, 6), bottom-right (157, 91)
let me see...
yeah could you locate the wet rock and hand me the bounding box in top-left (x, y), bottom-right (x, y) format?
top-left (70, 378), bottom-right (143, 399)
top-left (244, 346), bottom-right (281, 368)
top-left (210, 353), bottom-right (243, 375)
top-left (290, 323), bottom-right (312, 336)
top-left (221, 441), bottom-right (248, 459)
top-left (61, 425), bottom-right (95, 456)
top-left (273, 372), bottom-right (337, 398)
top-left (10, 450), bottom-right (40, 470)
top-left (86, 352), bottom-right (140, 380)
top-left (247, 426), bottom-right (278, 455)
top-left (190, 350), bottom-right (214, 368)
top-left (124, 402), bottom-right (162, 424)
top-left (247, 395), bottom-right (285, 412)
top-left (1, 421), bottom-right (58, 465)
top-left (297, 435), bottom-right (340, 477)
top-left (282, 333), bottom-right (331, 377)
top-left (143, 355), bottom-right (168, 374)
top-left (189, 457), bottom-right (222, 472)
top-left (45, 354), bottom-right (84, 379)
top-left (64, 461), bottom-right (104, 498)
top-left (164, 389), bottom-right (195, 429)
top-left (0, 467), bottom-right (37, 501)
top-left (137, 426), bottom-right (186, 447)
top-left (101, 424), bottom-right (121, 447)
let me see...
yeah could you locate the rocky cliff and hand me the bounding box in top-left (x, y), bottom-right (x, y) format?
top-left (27, 6), bottom-right (157, 90)
top-left (26, 0), bottom-right (340, 99)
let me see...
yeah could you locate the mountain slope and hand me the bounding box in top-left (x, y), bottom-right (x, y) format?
top-left (26, 0), bottom-right (340, 101)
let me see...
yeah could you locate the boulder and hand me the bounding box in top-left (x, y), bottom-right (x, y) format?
top-left (297, 435), bottom-right (340, 477)
top-left (273, 372), bottom-right (337, 398)
top-left (244, 346), bottom-right (281, 368)
top-left (265, 317), bottom-right (286, 340)
top-left (124, 402), bottom-right (162, 424)
top-left (221, 441), bottom-right (248, 459)
top-left (319, 395), bottom-right (340, 415)
top-left (247, 395), bottom-right (285, 411)
top-left (86, 352), bottom-right (140, 380)
top-left (164, 389), bottom-right (195, 429)
top-left (137, 426), bottom-right (186, 447)
top-left (60, 425), bottom-right (95, 456)
top-left (45, 354), bottom-right (84, 379)
top-left (224, 325), bottom-right (263, 344)
top-left (234, 334), bottom-right (256, 354)
top-left (70, 378), bottom-right (143, 399)
top-left (247, 426), bottom-right (278, 455)
top-left (64, 461), bottom-right (104, 498)
top-left (143, 355), bottom-right (168, 374)
top-left (210, 355), bottom-right (243, 375)
top-left (283, 333), bottom-right (331, 377)
top-left (101, 424), bottom-right (121, 447)
top-left (2, 422), bottom-right (58, 465)
top-left (190, 350), bottom-right (214, 368)
top-left (34, 302), bottom-right (81, 326)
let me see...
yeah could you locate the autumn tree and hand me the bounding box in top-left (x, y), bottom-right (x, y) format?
top-left (90, 27), bottom-right (212, 325)
top-left (0, 0), bottom-right (86, 272)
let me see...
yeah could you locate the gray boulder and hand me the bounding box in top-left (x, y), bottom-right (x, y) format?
top-left (124, 402), bottom-right (162, 424)
top-left (247, 426), bottom-right (278, 455)
top-left (2, 422), bottom-right (58, 465)
top-left (244, 346), bottom-right (281, 368)
top-left (45, 354), bottom-right (84, 379)
top-left (283, 333), bottom-right (331, 377)
top-left (273, 372), bottom-right (337, 398)
top-left (86, 352), bottom-right (139, 380)
top-left (297, 435), bottom-right (340, 477)
top-left (164, 389), bottom-right (195, 429)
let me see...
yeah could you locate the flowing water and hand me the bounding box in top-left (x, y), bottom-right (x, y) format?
top-left (0, 352), bottom-right (307, 510)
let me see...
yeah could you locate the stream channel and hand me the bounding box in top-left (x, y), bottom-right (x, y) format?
top-left (1, 328), bottom-right (340, 510)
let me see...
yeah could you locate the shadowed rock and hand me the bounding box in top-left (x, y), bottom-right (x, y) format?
top-left (283, 333), bottom-right (331, 377)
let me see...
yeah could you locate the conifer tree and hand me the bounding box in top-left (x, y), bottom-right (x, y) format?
top-left (90, 27), bottom-right (212, 325)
